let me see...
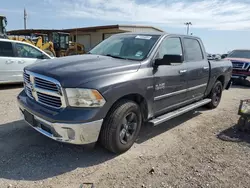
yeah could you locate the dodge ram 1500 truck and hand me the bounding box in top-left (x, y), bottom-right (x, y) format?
top-left (18, 33), bottom-right (232, 154)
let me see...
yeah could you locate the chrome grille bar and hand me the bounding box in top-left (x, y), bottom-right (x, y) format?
top-left (34, 77), bottom-right (59, 91)
top-left (23, 72), bottom-right (30, 83)
top-left (232, 61), bottom-right (245, 69)
top-left (23, 70), bottom-right (66, 109)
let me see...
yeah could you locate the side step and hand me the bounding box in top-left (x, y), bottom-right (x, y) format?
top-left (149, 99), bottom-right (211, 126)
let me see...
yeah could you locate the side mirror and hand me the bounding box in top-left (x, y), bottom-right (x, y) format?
top-left (155, 54), bottom-right (183, 66)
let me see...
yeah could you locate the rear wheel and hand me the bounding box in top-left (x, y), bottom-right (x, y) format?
top-left (100, 100), bottom-right (142, 154)
top-left (206, 81), bottom-right (223, 109)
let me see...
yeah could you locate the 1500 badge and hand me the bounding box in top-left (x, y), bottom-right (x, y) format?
top-left (155, 83), bottom-right (165, 90)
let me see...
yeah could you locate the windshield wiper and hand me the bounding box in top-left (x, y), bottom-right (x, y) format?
top-left (105, 54), bottom-right (127, 60)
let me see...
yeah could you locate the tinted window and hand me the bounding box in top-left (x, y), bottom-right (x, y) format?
top-left (90, 34), bottom-right (160, 61)
top-left (183, 38), bottom-right (203, 61)
top-left (228, 50), bottom-right (250, 59)
top-left (158, 37), bottom-right (182, 59)
top-left (0, 41), bottom-right (14, 57)
top-left (15, 43), bottom-right (44, 59)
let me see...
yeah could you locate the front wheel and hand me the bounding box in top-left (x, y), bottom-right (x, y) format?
top-left (100, 100), bottom-right (142, 154)
top-left (206, 81), bottom-right (223, 109)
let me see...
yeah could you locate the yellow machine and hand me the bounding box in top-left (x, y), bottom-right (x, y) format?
top-left (7, 30), bottom-right (85, 57)
top-left (0, 15), bottom-right (7, 38)
top-left (51, 32), bottom-right (85, 57)
top-left (66, 41), bottom-right (85, 56)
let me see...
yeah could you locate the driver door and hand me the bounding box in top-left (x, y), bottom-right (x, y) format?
top-left (153, 37), bottom-right (188, 116)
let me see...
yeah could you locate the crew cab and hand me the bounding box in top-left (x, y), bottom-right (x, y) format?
top-left (226, 49), bottom-right (250, 79)
top-left (17, 33), bottom-right (232, 154)
top-left (0, 38), bottom-right (52, 84)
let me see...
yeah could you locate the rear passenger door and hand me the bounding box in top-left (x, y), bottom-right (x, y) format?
top-left (183, 38), bottom-right (210, 101)
top-left (12, 42), bottom-right (50, 81)
top-left (0, 41), bottom-right (17, 83)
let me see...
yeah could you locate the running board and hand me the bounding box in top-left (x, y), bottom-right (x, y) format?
top-left (149, 99), bottom-right (211, 126)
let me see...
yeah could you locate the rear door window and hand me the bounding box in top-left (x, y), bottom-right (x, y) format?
top-left (15, 43), bottom-right (44, 59)
top-left (183, 38), bottom-right (203, 61)
top-left (0, 41), bottom-right (14, 57)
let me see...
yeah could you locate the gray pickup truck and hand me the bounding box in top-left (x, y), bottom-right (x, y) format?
top-left (18, 33), bottom-right (232, 154)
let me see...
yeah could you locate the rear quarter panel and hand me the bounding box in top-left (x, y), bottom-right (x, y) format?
top-left (205, 59), bottom-right (232, 96)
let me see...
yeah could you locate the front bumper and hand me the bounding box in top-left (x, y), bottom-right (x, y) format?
top-left (18, 90), bottom-right (103, 145)
top-left (232, 69), bottom-right (250, 78)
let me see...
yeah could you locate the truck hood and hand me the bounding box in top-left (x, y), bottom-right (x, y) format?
top-left (226, 57), bottom-right (250, 63)
top-left (25, 54), bottom-right (141, 87)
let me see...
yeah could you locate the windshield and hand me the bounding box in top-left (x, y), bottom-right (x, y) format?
top-left (90, 34), bottom-right (160, 60)
top-left (228, 50), bottom-right (250, 59)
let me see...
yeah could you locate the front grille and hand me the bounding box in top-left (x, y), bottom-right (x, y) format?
top-left (25, 86), bottom-right (34, 99)
top-left (232, 61), bottom-right (244, 69)
top-left (23, 72), bottom-right (30, 83)
top-left (244, 63), bottom-right (250, 69)
top-left (34, 77), bottom-right (59, 92)
top-left (37, 92), bottom-right (62, 108)
top-left (23, 71), bottom-right (65, 109)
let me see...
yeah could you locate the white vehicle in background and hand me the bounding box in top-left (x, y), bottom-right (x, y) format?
top-left (0, 38), bottom-right (52, 84)
top-left (207, 53), bottom-right (213, 60)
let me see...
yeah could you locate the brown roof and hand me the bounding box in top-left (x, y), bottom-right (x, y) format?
top-left (118, 25), bottom-right (164, 32)
top-left (7, 29), bottom-right (67, 35)
top-left (63, 24), bottom-right (163, 32)
top-left (7, 24), bottom-right (163, 35)
top-left (62, 25), bottom-right (120, 32)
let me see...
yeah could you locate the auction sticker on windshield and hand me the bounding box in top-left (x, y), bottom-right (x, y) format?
top-left (135, 51), bottom-right (143, 57)
top-left (135, 35), bottom-right (152, 40)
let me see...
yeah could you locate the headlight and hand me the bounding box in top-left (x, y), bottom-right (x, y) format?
top-left (65, 88), bottom-right (106, 107)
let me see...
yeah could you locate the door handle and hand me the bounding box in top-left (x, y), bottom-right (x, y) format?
top-left (6, 60), bottom-right (14, 64)
top-left (18, 60), bottom-right (25, 64)
top-left (203, 66), bottom-right (209, 70)
top-left (179, 69), bottom-right (187, 74)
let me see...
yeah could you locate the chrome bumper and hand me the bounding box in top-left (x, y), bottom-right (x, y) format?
top-left (19, 106), bottom-right (103, 145)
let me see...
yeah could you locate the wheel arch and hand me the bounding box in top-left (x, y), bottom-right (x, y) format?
top-left (205, 74), bottom-right (226, 98)
top-left (216, 75), bottom-right (225, 88)
top-left (107, 93), bottom-right (150, 122)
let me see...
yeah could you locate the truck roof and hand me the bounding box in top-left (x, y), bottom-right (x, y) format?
top-left (115, 32), bottom-right (201, 40)
top-left (231, 49), bottom-right (250, 51)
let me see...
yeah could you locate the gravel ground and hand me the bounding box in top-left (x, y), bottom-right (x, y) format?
top-left (0, 82), bottom-right (250, 188)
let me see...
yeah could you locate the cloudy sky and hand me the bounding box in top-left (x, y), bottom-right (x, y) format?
top-left (2, 0), bottom-right (250, 53)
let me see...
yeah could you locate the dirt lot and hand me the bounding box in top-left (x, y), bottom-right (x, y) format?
top-left (0, 83), bottom-right (250, 188)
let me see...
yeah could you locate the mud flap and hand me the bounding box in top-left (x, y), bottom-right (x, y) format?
top-left (225, 79), bottom-right (232, 90)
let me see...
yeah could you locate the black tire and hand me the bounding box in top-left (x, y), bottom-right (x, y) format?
top-left (206, 81), bottom-right (223, 109)
top-left (100, 100), bottom-right (142, 154)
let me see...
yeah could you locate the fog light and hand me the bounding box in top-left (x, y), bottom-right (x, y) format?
top-left (67, 128), bottom-right (75, 140)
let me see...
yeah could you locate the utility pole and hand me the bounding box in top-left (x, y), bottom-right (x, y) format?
top-left (24, 8), bottom-right (27, 29)
top-left (184, 22), bottom-right (192, 35)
